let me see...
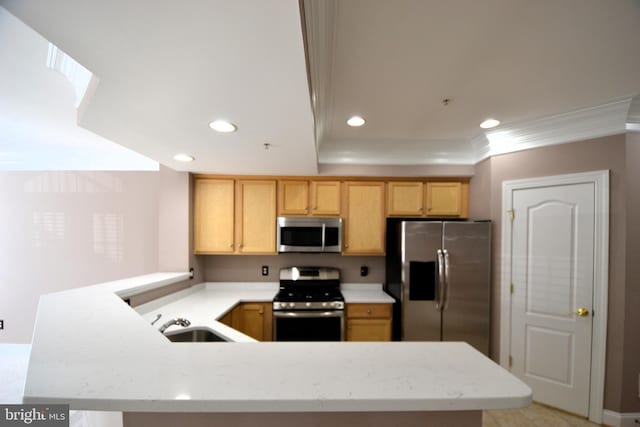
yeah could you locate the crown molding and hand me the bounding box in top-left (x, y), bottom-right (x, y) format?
top-left (474, 97), bottom-right (633, 161)
top-left (303, 0), bottom-right (337, 150)
top-left (318, 137), bottom-right (475, 165)
top-left (319, 97), bottom-right (634, 165)
top-left (627, 95), bottom-right (640, 132)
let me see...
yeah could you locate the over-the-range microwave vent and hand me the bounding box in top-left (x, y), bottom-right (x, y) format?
top-left (276, 217), bottom-right (342, 253)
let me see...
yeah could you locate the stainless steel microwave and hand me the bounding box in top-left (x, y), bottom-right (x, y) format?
top-left (276, 217), bottom-right (342, 253)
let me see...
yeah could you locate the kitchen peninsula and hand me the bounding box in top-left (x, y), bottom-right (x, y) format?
top-left (23, 273), bottom-right (531, 427)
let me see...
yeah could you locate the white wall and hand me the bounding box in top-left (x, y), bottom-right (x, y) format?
top-left (0, 170), bottom-right (175, 343)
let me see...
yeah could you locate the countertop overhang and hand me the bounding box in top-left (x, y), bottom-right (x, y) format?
top-left (23, 273), bottom-right (532, 413)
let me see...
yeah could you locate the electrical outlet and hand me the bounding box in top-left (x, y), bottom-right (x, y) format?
top-left (261, 266), bottom-right (269, 276)
top-left (0, 319), bottom-right (4, 330)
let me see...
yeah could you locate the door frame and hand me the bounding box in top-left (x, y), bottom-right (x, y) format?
top-left (499, 170), bottom-right (609, 423)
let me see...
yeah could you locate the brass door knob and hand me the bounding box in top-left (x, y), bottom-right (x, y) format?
top-left (575, 307), bottom-right (590, 317)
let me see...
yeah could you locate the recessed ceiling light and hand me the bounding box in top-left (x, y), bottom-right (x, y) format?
top-left (173, 153), bottom-right (195, 162)
top-left (480, 118), bottom-right (500, 129)
top-left (347, 116), bottom-right (366, 127)
top-left (209, 120), bottom-right (237, 133)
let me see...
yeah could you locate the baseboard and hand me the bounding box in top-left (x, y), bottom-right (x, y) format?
top-left (602, 410), bottom-right (640, 427)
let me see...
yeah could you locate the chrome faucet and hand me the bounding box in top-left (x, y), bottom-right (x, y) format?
top-left (158, 317), bottom-right (191, 333)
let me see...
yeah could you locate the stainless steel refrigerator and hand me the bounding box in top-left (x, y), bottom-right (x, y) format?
top-left (385, 221), bottom-right (491, 356)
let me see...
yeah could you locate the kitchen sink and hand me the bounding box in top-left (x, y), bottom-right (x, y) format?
top-left (164, 328), bottom-right (229, 342)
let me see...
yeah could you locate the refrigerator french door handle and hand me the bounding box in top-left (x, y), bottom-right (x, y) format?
top-left (443, 249), bottom-right (450, 310)
top-left (436, 249), bottom-right (445, 311)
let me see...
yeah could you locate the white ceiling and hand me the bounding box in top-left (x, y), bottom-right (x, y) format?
top-left (0, 7), bottom-right (158, 171)
top-left (307, 0), bottom-right (640, 165)
top-left (0, 0), bottom-right (317, 175)
top-left (1, 0), bottom-right (640, 174)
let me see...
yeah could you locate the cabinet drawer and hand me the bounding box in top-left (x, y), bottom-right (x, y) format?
top-left (346, 304), bottom-right (392, 318)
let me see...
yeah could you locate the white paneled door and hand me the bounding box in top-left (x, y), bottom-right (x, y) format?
top-left (510, 182), bottom-right (595, 416)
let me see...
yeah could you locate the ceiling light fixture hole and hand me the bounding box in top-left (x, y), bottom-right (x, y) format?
top-left (209, 120), bottom-right (237, 133)
top-left (347, 116), bottom-right (366, 127)
top-left (173, 153), bottom-right (195, 162)
top-left (480, 118), bottom-right (500, 129)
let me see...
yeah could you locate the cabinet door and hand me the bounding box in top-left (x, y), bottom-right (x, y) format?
top-left (218, 309), bottom-right (234, 326)
top-left (343, 182), bottom-right (385, 255)
top-left (347, 319), bottom-right (392, 341)
top-left (310, 181), bottom-right (341, 216)
top-left (278, 180), bottom-right (309, 215)
top-left (425, 182), bottom-right (462, 216)
top-left (237, 180), bottom-right (277, 254)
top-left (387, 181), bottom-right (424, 216)
top-left (346, 304), bottom-right (392, 341)
top-left (234, 302), bottom-right (272, 341)
top-left (194, 179), bottom-right (235, 253)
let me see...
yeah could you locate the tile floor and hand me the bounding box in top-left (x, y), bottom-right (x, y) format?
top-left (484, 402), bottom-right (603, 427)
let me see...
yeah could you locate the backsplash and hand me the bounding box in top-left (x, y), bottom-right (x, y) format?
top-left (201, 254), bottom-right (385, 284)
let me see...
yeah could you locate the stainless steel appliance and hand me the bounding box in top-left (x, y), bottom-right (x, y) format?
top-left (276, 217), bottom-right (342, 253)
top-left (273, 267), bottom-right (344, 341)
top-left (385, 221), bottom-right (491, 355)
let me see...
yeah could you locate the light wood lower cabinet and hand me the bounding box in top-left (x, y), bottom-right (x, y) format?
top-left (346, 303), bottom-right (392, 341)
top-left (227, 302), bottom-right (272, 341)
top-left (219, 309), bottom-right (233, 327)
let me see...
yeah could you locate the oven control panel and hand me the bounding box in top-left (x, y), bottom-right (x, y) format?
top-left (273, 301), bottom-right (344, 311)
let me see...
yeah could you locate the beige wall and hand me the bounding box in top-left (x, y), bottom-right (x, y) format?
top-left (158, 165), bottom-right (190, 271)
top-left (202, 253), bottom-right (385, 284)
top-left (469, 134), bottom-right (636, 412)
top-left (0, 166), bottom-right (193, 343)
top-left (622, 132), bottom-right (640, 412)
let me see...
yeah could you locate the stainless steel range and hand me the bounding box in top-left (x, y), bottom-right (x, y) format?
top-left (272, 267), bottom-right (344, 341)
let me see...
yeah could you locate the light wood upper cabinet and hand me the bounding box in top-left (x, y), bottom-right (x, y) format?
top-left (194, 179), bottom-right (235, 254)
top-left (387, 181), bottom-right (424, 216)
top-left (194, 178), bottom-right (276, 254)
top-left (387, 181), bottom-right (468, 218)
top-left (237, 180), bottom-right (277, 254)
top-left (195, 176), bottom-right (469, 256)
top-left (342, 181), bottom-right (385, 255)
top-left (278, 180), bottom-right (309, 215)
top-left (310, 181), bottom-right (341, 216)
top-left (278, 180), bottom-right (341, 216)
top-left (425, 182), bottom-right (462, 217)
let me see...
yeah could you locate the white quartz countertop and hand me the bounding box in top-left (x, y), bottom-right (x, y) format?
top-left (24, 273), bottom-right (531, 413)
top-left (134, 281), bottom-right (395, 340)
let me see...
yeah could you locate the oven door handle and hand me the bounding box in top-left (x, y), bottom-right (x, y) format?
top-left (273, 311), bottom-right (344, 318)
